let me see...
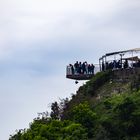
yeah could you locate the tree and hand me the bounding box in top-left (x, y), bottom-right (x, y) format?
top-left (71, 102), bottom-right (97, 138)
top-left (50, 101), bottom-right (60, 120)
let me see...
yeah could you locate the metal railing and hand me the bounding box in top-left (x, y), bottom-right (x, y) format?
top-left (66, 64), bottom-right (100, 76)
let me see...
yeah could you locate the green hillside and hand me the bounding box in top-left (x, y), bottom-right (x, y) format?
top-left (9, 70), bottom-right (140, 140)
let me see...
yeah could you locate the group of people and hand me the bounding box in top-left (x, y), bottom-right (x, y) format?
top-left (132, 60), bottom-right (140, 68)
top-left (102, 60), bottom-right (123, 71)
top-left (68, 61), bottom-right (95, 75)
top-left (102, 59), bottom-right (140, 71)
top-left (67, 58), bottom-right (140, 76)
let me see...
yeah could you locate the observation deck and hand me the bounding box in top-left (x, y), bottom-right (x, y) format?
top-left (66, 48), bottom-right (140, 81)
top-left (66, 64), bottom-right (100, 80)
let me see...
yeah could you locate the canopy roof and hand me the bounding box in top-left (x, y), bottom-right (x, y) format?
top-left (100, 48), bottom-right (140, 60)
top-left (122, 56), bottom-right (140, 61)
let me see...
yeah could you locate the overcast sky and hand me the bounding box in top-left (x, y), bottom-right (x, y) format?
top-left (0, 0), bottom-right (140, 139)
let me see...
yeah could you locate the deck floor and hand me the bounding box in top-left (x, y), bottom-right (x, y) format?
top-left (66, 74), bottom-right (94, 80)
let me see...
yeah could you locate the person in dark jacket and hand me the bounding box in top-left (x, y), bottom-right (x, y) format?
top-left (90, 64), bottom-right (95, 74)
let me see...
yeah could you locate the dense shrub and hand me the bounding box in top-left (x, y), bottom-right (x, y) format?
top-left (82, 70), bottom-right (112, 96)
top-left (95, 91), bottom-right (140, 139)
top-left (9, 120), bottom-right (87, 140)
top-left (71, 102), bottom-right (97, 137)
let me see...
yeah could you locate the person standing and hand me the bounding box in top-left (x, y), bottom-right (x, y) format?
top-left (82, 62), bottom-right (86, 74)
top-left (90, 64), bottom-right (95, 74)
top-left (74, 61), bottom-right (79, 74)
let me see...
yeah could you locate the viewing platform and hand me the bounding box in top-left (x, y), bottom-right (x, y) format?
top-left (66, 64), bottom-right (99, 80)
top-left (66, 73), bottom-right (94, 80)
top-left (66, 48), bottom-right (140, 81)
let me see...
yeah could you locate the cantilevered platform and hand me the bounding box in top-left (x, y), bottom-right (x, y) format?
top-left (66, 74), bottom-right (94, 80)
top-left (66, 48), bottom-right (140, 81)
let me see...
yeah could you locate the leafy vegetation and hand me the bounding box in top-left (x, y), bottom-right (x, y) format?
top-left (9, 119), bottom-right (88, 140)
top-left (96, 92), bottom-right (140, 139)
top-left (9, 71), bottom-right (140, 140)
top-left (79, 70), bottom-right (113, 96)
